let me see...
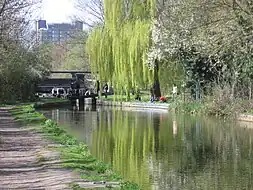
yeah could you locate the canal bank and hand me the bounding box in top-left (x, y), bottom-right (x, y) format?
top-left (32, 96), bottom-right (170, 111)
top-left (0, 104), bottom-right (139, 189)
top-left (97, 99), bottom-right (253, 123)
top-left (77, 97), bottom-right (170, 111)
top-left (238, 114), bottom-right (253, 123)
top-left (96, 100), bottom-right (169, 110)
top-left (35, 98), bottom-right (253, 123)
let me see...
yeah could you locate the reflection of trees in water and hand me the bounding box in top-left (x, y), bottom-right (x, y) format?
top-left (153, 114), bottom-right (160, 156)
top-left (90, 111), bottom-right (253, 190)
top-left (91, 110), bottom-right (154, 189)
top-left (168, 119), bottom-right (253, 189)
top-left (93, 110), bottom-right (115, 163)
top-left (70, 110), bottom-right (81, 125)
top-left (92, 105), bottom-right (96, 111)
top-left (177, 121), bottom-right (215, 174)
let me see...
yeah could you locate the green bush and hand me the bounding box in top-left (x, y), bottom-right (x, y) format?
top-left (120, 181), bottom-right (141, 190)
top-left (170, 97), bottom-right (204, 114)
top-left (0, 43), bottom-right (51, 103)
top-left (205, 86), bottom-right (243, 117)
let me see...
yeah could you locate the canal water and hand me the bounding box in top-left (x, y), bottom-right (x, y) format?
top-left (40, 105), bottom-right (253, 190)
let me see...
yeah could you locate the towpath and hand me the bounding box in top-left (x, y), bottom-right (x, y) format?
top-left (0, 107), bottom-right (117, 189)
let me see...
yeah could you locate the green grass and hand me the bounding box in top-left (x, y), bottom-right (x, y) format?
top-left (170, 101), bottom-right (205, 114)
top-left (39, 97), bottom-right (69, 103)
top-left (0, 97), bottom-right (68, 108)
top-left (70, 183), bottom-right (121, 190)
top-left (34, 98), bottom-right (70, 109)
top-left (9, 104), bottom-right (140, 190)
top-left (246, 109), bottom-right (253, 114)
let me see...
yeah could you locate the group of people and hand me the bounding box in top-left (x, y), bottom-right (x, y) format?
top-left (150, 84), bottom-right (177, 102)
top-left (130, 86), bottom-right (161, 102)
top-left (96, 81), bottom-right (177, 102)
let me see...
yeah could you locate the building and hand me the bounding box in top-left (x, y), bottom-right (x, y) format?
top-left (39, 21), bottom-right (83, 44)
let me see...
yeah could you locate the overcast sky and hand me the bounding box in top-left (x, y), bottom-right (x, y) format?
top-left (42, 0), bottom-right (75, 23)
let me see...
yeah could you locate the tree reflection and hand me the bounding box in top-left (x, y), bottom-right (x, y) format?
top-left (153, 113), bottom-right (160, 156)
top-left (83, 109), bottom-right (253, 189)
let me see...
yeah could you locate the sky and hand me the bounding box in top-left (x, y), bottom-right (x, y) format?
top-left (41, 0), bottom-right (75, 23)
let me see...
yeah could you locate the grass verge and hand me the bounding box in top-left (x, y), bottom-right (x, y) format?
top-left (9, 104), bottom-right (140, 190)
top-left (0, 97), bottom-right (69, 108)
top-left (169, 100), bottom-right (205, 115)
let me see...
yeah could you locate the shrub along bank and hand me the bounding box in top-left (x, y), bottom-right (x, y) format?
top-left (170, 96), bottom-right (250, 119)
top-left (9, 105), bottom-right (140, 190)
top-left (170, 98), bottom-right (246, 118)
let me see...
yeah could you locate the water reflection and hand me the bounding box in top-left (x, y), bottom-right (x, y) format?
top-left (41, 106), bottom-right (253, 190)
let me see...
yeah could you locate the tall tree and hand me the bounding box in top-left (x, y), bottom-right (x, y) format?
top-left (86, 0), bottom-right (156, 99)
top-left (0, 0), bottom-right (51, 102)
top-left (148, 0), bottom-right (253, 98)
top-left (49, 31), bottom-right (90, 78)
top-left (74, 0), bottom-right (104, 27)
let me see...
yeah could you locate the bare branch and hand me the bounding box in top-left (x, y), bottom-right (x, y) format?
top-left (74, 0), bottom-right (104, 27)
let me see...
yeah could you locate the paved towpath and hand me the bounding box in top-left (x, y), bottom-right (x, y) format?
top-left (0, 107), bottom-right (118, 189)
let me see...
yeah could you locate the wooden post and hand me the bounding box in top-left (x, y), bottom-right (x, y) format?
top-left (249, 79), bottom-right (252, 101)
top-left (79, 97), bottom-right (84, 111)
top-left (92, 97), bottom-right (96, 105)
top-left (91, 97), bottom-right (97, 111)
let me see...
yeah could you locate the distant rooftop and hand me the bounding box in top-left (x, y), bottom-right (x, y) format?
top-left (38, 21), bottom-right (83, 44)
top-left (46, 21), bottom-right (83, 25)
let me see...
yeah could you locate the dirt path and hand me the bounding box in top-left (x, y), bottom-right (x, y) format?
top-left (0, 108), bottom-right (118, 190)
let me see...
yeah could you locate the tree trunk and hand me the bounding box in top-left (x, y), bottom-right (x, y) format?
top-left (153, 59), bottom-right (161, 99)
top-left (249, 79), bottom-right (252, 101)
top-left (231, 78), bottom-right (237, 99)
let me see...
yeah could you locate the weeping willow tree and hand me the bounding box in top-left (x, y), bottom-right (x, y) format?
top-left (86, 0), bottom-right (156, 99)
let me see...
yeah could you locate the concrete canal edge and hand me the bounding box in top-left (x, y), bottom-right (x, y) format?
top-left (0, 105), bottom-right (141, 189)
top-left (96, 99), bottom-right (170, 110)
top-left (35, 97), bottom-right (170, 111)
top-left (34, 99), bottom-right (70, 108)
top-left (238, 114), bottom-right (253, 123)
